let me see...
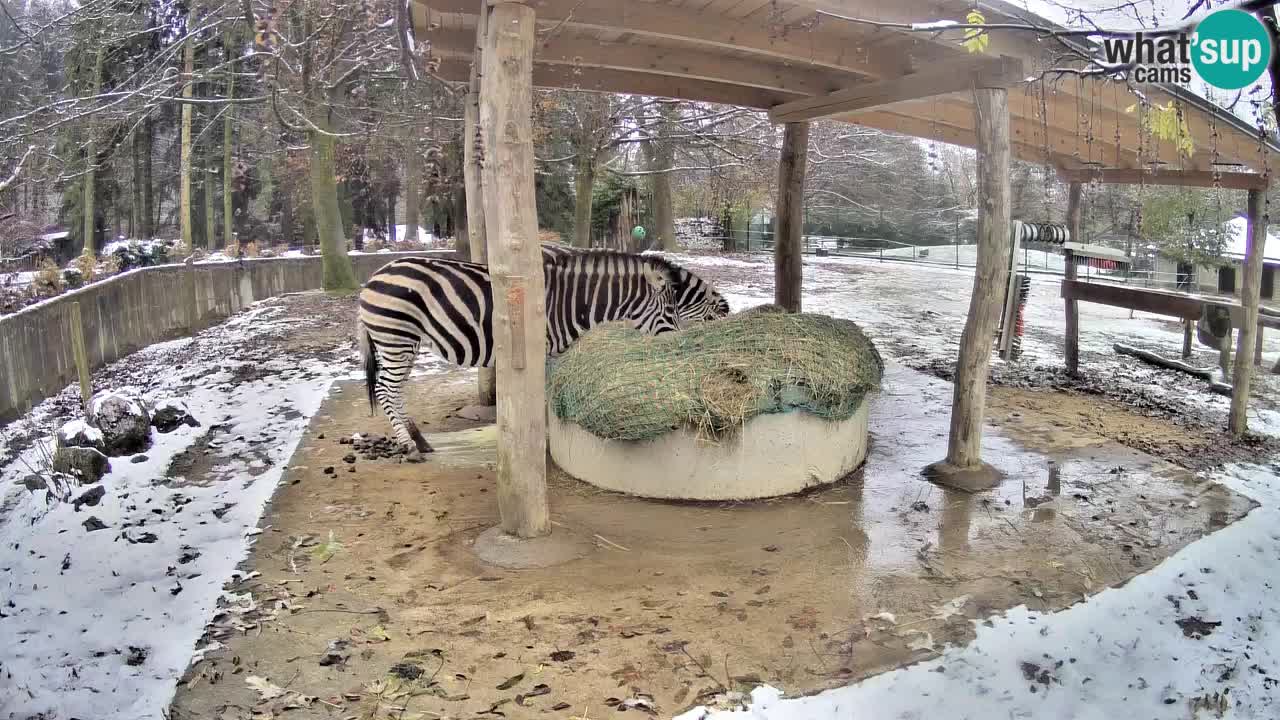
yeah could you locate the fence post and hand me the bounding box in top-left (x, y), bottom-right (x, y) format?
top-left (69, 301), bottom-right (92, 410)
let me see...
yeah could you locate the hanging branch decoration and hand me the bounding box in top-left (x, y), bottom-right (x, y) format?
top-left (963, 10), bottom-right (989, 54)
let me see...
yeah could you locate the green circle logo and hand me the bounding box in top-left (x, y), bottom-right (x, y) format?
top-left (1191, 9), bottom-right (1271, 90)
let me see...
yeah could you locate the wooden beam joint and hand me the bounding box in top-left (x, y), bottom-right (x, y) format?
top-left (769, 55), bottom-right (1024, 124)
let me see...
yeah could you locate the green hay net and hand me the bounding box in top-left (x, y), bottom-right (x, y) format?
top-left (546, 305), bottom-right (884, 441)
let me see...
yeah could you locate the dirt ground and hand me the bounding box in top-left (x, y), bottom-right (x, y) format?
top-left (169, 359), bottom-right (1254, 719)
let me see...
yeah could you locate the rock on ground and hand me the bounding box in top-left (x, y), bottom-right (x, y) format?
top-left (87, 389), bottom-right (152, 455)
top-left (152, 398), bottom-right (199, 433)
top-left (51, 446), bottom-right (110, 485)
top-left (56, 419), bottom-right (105, 454)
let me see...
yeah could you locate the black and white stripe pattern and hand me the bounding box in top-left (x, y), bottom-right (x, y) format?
top-left (356, 246), bottom-right (730, 454)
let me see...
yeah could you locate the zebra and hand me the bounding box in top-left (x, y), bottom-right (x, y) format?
top-left (356, 246), bottom-right (730, 455)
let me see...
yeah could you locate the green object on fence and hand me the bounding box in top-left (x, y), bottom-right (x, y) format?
top-left (631, 225), bottom-right (646, 242)
top-left (547, 305), bottom-right (884, 441)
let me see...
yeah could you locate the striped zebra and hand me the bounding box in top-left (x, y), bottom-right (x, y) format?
top-left (356, 246), bottom-right (730, 455)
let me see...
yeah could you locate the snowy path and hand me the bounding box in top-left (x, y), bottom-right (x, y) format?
top-left (0, 296), bottom-right (362, 719)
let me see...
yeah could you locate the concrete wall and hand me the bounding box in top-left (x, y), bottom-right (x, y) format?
top-left (0, 251), bottom-right (452, 424)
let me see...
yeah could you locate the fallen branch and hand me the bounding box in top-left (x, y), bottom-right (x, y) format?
top-left (1113, 343), bottom-right (1232, 396)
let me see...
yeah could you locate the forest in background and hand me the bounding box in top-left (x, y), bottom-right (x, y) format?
top-left (0, 0), bottom-right (1275, 288)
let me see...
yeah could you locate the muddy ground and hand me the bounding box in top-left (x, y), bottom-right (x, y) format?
top-left (169, 359), bottom-right (1253, 719)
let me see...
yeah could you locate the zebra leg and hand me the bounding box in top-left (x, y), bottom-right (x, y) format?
top-left (372, 341), bottom-right (435, 454)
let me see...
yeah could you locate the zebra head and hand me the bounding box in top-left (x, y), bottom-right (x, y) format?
top-left (631, 261), bottom-right (684, 336)
top-left (669, 264), bottom-right (731, 323)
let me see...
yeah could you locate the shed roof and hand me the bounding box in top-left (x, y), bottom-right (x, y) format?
top-left (414, 0), bottom-right (1279, 178)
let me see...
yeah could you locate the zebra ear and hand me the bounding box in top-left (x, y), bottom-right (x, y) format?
top-left (641, 263), bottom-right (677, 292)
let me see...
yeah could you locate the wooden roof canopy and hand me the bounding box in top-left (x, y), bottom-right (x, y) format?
top-left (413, 0), bottom-right (1280, 187)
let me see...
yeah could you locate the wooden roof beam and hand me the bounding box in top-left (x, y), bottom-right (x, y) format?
top-left (1058, 167), bottom-right (1270, 190)
top-left (843, 107), bottom-right (1144, 168)
top-left (432, 59), bottom-right (800, 109)
top-left (417, 0), bottom-right (912, 78)
top-left (769, 55), bottom-right (1024, 123)
top-left (425, 27), bottom-right (851, 96)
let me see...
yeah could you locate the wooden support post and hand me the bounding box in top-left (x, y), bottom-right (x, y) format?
top-left (774, 121), bottom-right (808, 313)
top-left (1256, 326), bottom-right (1265, 366)
top-left (928, 87), bottom-right (1010, 489)
top-left (1230, 188), bottom-right (1267, 436)
top-left (464, 1), bottom-right (496, 406)
top-left (69, 301), bottom-right (92, 410)
top-left (1064, 182), bottom-right (1082, 375)
top-left (1182, 320), bottom-right (1194, 359)
top-left (480, 1), bottom-right (549, 538)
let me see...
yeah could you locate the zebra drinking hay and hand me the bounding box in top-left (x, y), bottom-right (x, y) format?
top-left (357, 246), bottom-right (730, 455)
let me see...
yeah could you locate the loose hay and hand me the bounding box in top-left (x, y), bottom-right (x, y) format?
top-left (547, 304), bottom-right (884, 441)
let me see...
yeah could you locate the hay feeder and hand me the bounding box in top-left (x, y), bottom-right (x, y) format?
top-left (546, 306), bottom-right (884, 501)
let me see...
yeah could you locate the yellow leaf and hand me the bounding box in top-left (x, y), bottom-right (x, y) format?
top-left (963, 10), bottom-right (989, 54)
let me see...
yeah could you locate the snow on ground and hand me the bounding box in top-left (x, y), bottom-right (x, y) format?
top-left (0, 270), bottom-right (34, 287)
top-left (0, 294), bottom-right (437, 719)
top-left (3, 253), bottom-right (1279, 719)
top-left (667, 252), bottom-right (1280, 720)
top-left (364, 224), bottom-right (436, 245)
top-left (681, 460), bottom-right (1280, 720)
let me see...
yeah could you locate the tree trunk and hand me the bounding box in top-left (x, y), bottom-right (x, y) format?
top-left (223, 31), bottom-right (236, 248)
top-left (179, 34), bottom-right (195, 253)
top-left (942, 87), bottom-right (1012, 471)
top-left (452, 186), bottom-right (469, 257)
top-left (480, 1), bottom-right (548, 538)
top-left (573, 156), bottom-right (594, 248)
top-left (142, 117), bottom-right (154, 239)
top-left (309, 122), bottom-right (359, 291)
top-left (1231, 189), bottom-right (1267, 436)
top-left (82, 44), bottom-right (106, 257)
top-left (464, 7), bottom-right (496, 405)
top-left (205, 141), bottom-right (216, 250)
top-left (403, 135), bottom-right (420, 244)
top-left (131, 129), bottom-right (142, 240)
top-left (774, 122), bottom-right (808, 313)
top-left (280, 184), bottom-right (293, 246)
top-left (650, 103), bottom-right (678, 251)
top-left (387, 193), bottom-right (397, 243)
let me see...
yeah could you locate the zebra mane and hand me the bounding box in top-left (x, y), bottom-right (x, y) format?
top-left (544, 247), bottom-right (680, 282)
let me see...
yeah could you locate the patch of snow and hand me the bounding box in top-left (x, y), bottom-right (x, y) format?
top-left (87, 388), bottom-right (146, 419)
top-left (57, 419), bottom-right (103, 444)
top-left (682, 463), bottom-right (1280, 720)
top-left (100, 237), bottom-right (174, 257)
top-left (1, 270), bottom-right (35, 287)
top-left (365, 225), bottom-right (436, 245)
top-left (0, 295), bottom-right (441, 719)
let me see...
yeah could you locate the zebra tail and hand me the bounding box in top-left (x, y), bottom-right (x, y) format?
top-left (357, 318), bottom-right (377, 416)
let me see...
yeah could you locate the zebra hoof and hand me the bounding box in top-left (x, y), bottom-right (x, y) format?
top-left (404, 450), bottom-right (428, 463)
